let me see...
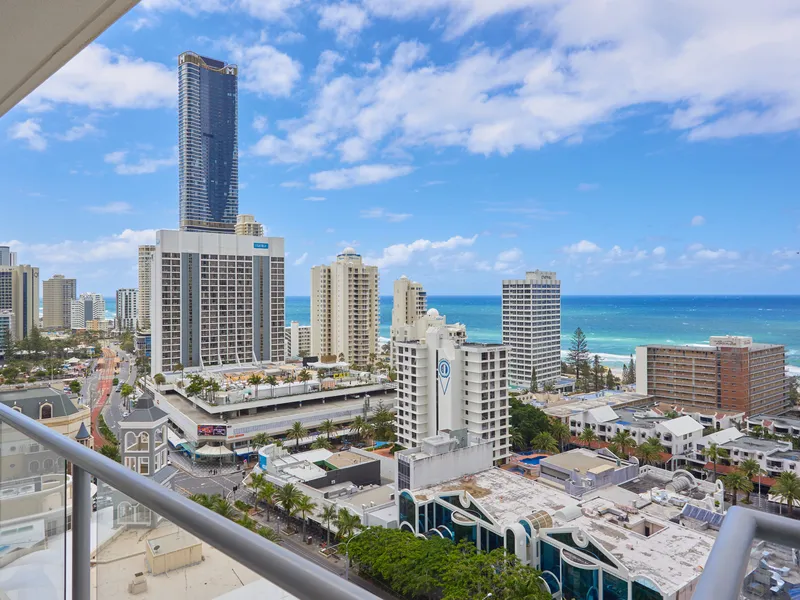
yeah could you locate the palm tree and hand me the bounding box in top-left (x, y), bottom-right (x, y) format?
top-left (337, 353), bottom-right (345, 363)
top-left (297, 368), bottom-right (312, 392)
top-left (606, 442), bottom-right (622, 457)
top-left (257, 526), bottom-right (281, 543)
top-left (212, 497), bottom-right (235, 519)
top-left (174, 362), bottom-right (184, 385)
top-left (368, 352), bottom-right (376, 367)
top-left (258, 481), bottom-right (278, 521)
top-left (351, 415), bottom-right (369, 441)
top-left (722, 470), bottom-right (754, 506)
top-left (611, 430), bottom-right (637, 457)
top-left (247, 373), bottom-right (264, 399)
top-left (549, 420), bottom-right (570, 452)
top-left (636, 442), bottom-right (662, 466)
top-left (265, 375), bottom-right (279, 397)
top-left (251, 432), bottom-right (272, 451)
top-left (739, 458), bottom-right (764, 501)
top-left (320, 419), bottom-right (337, 440)
top-left (772, 471), bottom-right (800, 516)
top-left (531, 432), bottom-right (559, 454)
top-left (287, 421), bottom-right (307, 451)
top-left (249, 472), bottom-right (266, 493)
top-left (321, 503), bottom-right (338, 546)
top-left (236, 514), bottom-right (258, 531)
top-left (189, 493), bottom-right (215, 509)
top-left (312, 436), bottom-right (332, 450)
top-left (510, 427), bottom-right (526, 451)
top-left (153, 373), bottom-right (166, 390)
top-left (579, 426), bottom-right (597, 449)
top-left (295, 494), bottom-right (317, 536)
top-left (334, 508), bottom-right (362, 541)
top-left (706, 443), bottom-right (729, 482)
top-left (277, 484), bottom-right (302, 531)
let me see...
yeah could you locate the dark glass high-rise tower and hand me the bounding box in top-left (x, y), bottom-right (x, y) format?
top-left (178, 52), bottom-right (239, 233)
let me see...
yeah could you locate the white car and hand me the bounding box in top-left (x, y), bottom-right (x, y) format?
top-left (122, 410), bottom-right (130, 418)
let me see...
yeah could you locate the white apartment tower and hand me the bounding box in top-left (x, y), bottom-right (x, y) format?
top-left (0, 264), bottom-right (39, 340)
top-left (151, 230), bottom-right (285, 375)
top-left (502, 270), bottom-right (561, 390)
top-left (390, 276), bottom-right (427, 366)
top-left (310, 247), bottom-right (379, 367)
top-left (235, 214), bottom-right (264, 236)
top-left (285, 321), bottom-right (311, 358)
top-left (116, 288), bottom-right (138, 331)
top-left (138, 245), bottom-right (155, 331)
top-left (42, 274), bottom-right (76, 329)
top-left (394, 309), bottom-right (511, 463)
top-left (70, 293), bottom-right (105, 330)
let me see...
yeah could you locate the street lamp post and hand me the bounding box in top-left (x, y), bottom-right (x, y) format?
top-left (344, 528), bottom-right (366, 581)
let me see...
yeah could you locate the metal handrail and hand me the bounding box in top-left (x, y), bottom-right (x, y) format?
top-left (0, 402), bottom-right (377, 600)
top-left (694, 505), bottom-right (800, 599)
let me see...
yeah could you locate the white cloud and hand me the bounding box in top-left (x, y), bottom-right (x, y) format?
top-left (305, 196), bottom-right (327, 202)
top-left (254, 2), bottom-right (800, 163)
top-left (693, 248), bottom-right (740, 261)
top-left (226, 43), bottom-right (302, 97)
top-left (312, 50), bottom-right (344, 85)
top-left (310, 164), bottom-right (414, 189)
top-left (253, 115), bottom-right (269, 132)
top-left (5, 229), bottom-right (156, 265)
top-left (491, 247), bottom-right (524, 272)
top-left (273, 31), bottom-right (306, 44)
top-left (652, 246), bottom-right (666, 258)
top-left (563, 240), bottom-right (600, 254)
top-left (325, 227), bottom-right (335, 233)
top-left (500, 232), bottom-right (518, 239)
top-left (280, 181), bottom-right (305, 188)
top-left (577, 182), bottom-right (599, 192)
top-left (8, 119), bottom-right (47, 150)
top-left (293, 252), bottom-right (309, 266)
top-left (691, 215), bottom-right (706, 226)
top-left (140, 0), bottom-right (228, 13)
top-left (319, 3), bottom-right (370, 43)
top-left (24, 44), bottom-right (174, 111)
top-left (772, 249), bottom-right (800, 259)
top-left (55, 122), bottom-right (99, 142)
top-left (360, 207), bottom-right (413, 222)
top-left (238, 0), bottom-right (300, 21)
top-left (105, 148), bottom-right (177, 175)
top-left (86, 201), bottom-right (132, 214)
top-left (367, 234), bottom-right (478, 268)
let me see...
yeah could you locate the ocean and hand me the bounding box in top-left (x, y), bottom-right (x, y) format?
top-left (100, 295), bottom-right (800, 371)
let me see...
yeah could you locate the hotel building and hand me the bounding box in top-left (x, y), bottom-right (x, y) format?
top-left (150, 229), bottom-right (285, 375)
top-left (310, 247), bottom-right (379, 367)
top-left (116, 288), bottom-right (138, 331)
top-left (393, 308), bottom-right (511, 463)
top-left (42, 274), bottom-right (76, 329)
top-left (0, 264), bottom-right (39, 340)
top-left (636, 336), bottom-right (788, 416)
top-left (285, 321), bottom-right (311, 358)
top-left (235, 214), bottom-right (264, 236)
top-left (390, 275), bottom-right (427, 366)
top-left (502, 270), bottom-right (561, 390)
top-left (137, 244), bottom-right (155, 331)
top-left (70, 292), bottom-right (105, 330)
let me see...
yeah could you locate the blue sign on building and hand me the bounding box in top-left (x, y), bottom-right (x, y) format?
top-left (253, 242), bottom-right (269, 249)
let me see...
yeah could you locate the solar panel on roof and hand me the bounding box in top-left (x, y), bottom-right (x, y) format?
top-left (681, 504), bottom-right (724, 527)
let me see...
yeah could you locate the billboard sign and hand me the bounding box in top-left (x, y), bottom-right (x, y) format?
top-left (198, 424), bottom-right (228, 437)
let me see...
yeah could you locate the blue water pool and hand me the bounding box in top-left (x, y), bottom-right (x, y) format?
top-left (521, 456), bottom-right (543, 466)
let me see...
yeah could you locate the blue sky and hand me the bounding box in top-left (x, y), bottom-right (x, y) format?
top-left (1, 0), bottom-right (799, 296)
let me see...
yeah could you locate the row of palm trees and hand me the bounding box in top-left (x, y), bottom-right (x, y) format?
top-left (249, 472), bottom-right (362, 544)
top-left (576, 427), bottom-right (667, 465)
top-left (188, 492), bottom-right (281, 544)
top-left (246, 369), bottom-right (314, 399)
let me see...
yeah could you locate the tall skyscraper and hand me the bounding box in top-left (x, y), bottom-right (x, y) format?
top-left (502, 270), bottom-right (561, 390)
top-left (178, 52), bottom-right (238, 234)
top-left (70, 293), bottom-right (105, 330)
top-left (390, 276), bottom-right (427, 366)
top-left (0, 246), bottom-right (16, 266)
top-left (43, 274), bottom-right (77, 329)
top-left (150, 230), bottom-right (285, 375)
top-left (116, 288), bottom-right (138, 331)
top-left (235, 214), bottom-right (264, 236)
top-left (393, 308), bottom-right (511, 463)
top-left (137, 245), bottom-right (155, 331)
top-left (310, 247), bottom-right (379, 367)
top-left (0, 265), bottom-right (39, 340)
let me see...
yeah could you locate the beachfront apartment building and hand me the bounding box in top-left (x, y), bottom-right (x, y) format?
top-left (310, 247), bottom-right (379, 368)
top-left (234, 214), bottom-right (264, 236)
top-left (502, 270), bottom-right (561, 390)
top-left (285, 321), bottom-right (311, 358)
top-left (137, 245), bottom-right (155, 331)
top-left (393, 308), bottom-right (511, 463)
top-left (42, 274), bottom-right (76, 330)
top-left (150, 229), bottom-right (285, 375)
top-left (116, 288), bottom-right (138, 331)
top-left (636, 336), bottom-right (789, 416)
top-left (0, 264), bottom-right (39, 341)
top-left (70, 293), bottom-right (105, 330)
top-left (390, 275), bottom-right (427, 367)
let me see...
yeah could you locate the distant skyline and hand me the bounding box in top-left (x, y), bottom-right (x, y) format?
top-left (2, 1), bottom-right (799, 296)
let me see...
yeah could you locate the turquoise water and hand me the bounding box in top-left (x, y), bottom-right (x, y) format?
top-left (521, 456), bottom-right (545, 466)
top-left (97, 295), bottom-right (800, 369)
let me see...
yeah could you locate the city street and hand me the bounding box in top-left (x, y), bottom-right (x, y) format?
top-left (101, 351), bottom-right (137, 436)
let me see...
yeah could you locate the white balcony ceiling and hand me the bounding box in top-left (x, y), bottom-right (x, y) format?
top-left (0, 0), bottom-right (140, 117)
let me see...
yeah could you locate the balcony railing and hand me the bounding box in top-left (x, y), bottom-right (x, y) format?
top-left (0, 401), bottom-right (376, 600)
top-left (694, 506), bottom-right (800, 599)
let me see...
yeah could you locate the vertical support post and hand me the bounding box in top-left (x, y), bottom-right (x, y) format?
top-left (72, 465), bottom-right (91, 600)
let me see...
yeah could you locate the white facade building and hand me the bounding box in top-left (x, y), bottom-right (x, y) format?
top-left (234, 214), bottom-right (264, 236)
top-left (502, 270), bottom-right (561, 390)
top-left (70, 293), bottom-right (105, 330)
top-left (150, 230), bottom-right (285, 375)
top-left (0, 264), bottom-right (39, 340)
top-left (116, 288), bottom-right (138, 331)
top-left (42, 274), bottom-right (76, 329)
top-left (390, 276), bottom-right (426, 366)
top-left (394, 308), bottom-right (511, 463)
top-left (284, 321), bottom-right (311, 358)
top-left (0, 310), bottom-right (13, 356)
top-left (138, 245), bottom-right (155, 331)
top-left (310, 247), bottom-right (379, 367)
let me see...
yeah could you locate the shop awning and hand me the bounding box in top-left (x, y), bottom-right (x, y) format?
top-left (167, 429), bottom-right (187, 447)
top-left (195, 444), bottom-right (234, 457)
top-left (234, 446), bottom-right (256, 456)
